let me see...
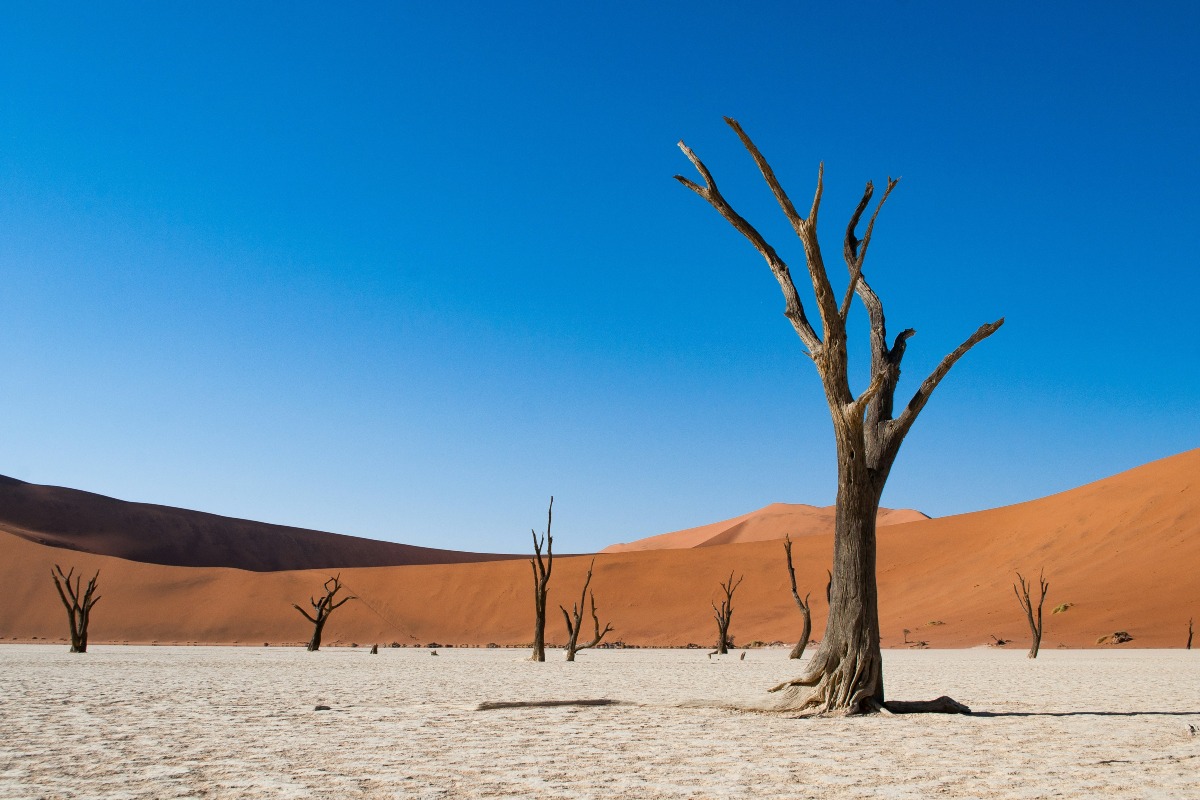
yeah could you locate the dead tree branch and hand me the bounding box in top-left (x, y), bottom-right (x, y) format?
top-left (51, 565), bottom-right (101, 653)
top-left (293, 574), bottom-right (354, 652)
top-left (711, 571), bottom-right (744, 655)
top-left (529, 496), bottom-right (554, 662)
top-left (1014, 570), bottom-right (1049, 658)
top-left (560, 558), bottom-right (614, 661)
top-left (783, 535), bottom-right (813, 660)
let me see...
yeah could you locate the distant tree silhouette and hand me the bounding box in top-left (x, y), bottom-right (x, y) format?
top-left (529, 497), bottom-right (554, 662)
top-left (782, 535), bottom-right (814, 660)
top-left (676, 118), bottom-right (1001, 714)
top-left (50, 565), bottom-right (100, 653)
top-left (293, 575), bottom-right (354, 651)
top-left (560, 558), bottom-right (613, 661)
top-left (1014, 570), bottom-right (1048, 658)
top-left (712, 572), bottom-right (743, 655)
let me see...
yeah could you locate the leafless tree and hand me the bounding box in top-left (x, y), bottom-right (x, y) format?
top-left (676, 118), bottom-right (1002, 714)
top-left (782, 535), bottom-right (813, 659)
top-left (712, 572), bottom-right (744, 655)
top-left (50, 565), bottom-right (100, 653)
top-left (1014, 570), bottom-right (1048, 658)
top-left (560, 558), bottom-right (613, 661)
top-left (529, 497), bottom-right (554, 662)
top-left (1187, 618), bottom-right (1193, 650)
top-left (293, 574), bottom-right (354, 651)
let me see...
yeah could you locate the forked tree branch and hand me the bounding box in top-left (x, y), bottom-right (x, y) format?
top-left (723, 118), bottom-right (840, 334)
top-left (890, 318), bottom-right (1005, 442)
top-left (675, 140), bottom-right (823, 356)
top-left (840, 178), bottom-right (898, 321)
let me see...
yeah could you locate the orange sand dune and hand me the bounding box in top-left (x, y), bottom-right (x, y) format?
top-left (0, 474), bottom-right (521, 571)
top-left (3, 449), bottom-right (1198, 649)
top-left (602, 503), bottom-right (928, 552)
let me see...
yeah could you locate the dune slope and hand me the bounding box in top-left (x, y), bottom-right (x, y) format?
top-left (0, 475), bottom-right (520, 571)
top-left (602, 503), bottom-right (928, 552)
top-left (2, 449), bottom-right (1197, 649)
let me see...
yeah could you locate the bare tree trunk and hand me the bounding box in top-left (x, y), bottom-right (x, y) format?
top-left (712, 572), bottom-right (743, 655)
top-left (1188, 618), bottom-right (1193, 650)
top-left (773, 476), bottom-right (885, 710)
top-left (1014, 570), bottom-right (1048, 658)
top-left (677, 117), bottom-right (1003, 714)
top-left (50, 565), bottom-right (101, 653)
top-left (529, 497), bottom-right (554, 662)
top-left (561, 559), bottom-right (613, 661)
top-left (783, 535), bottom-right (813, 660)
top-left (293, 575), bottom-right (355, 652)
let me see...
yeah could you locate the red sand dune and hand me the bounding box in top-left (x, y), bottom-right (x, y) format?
top-left (2, 449), bottom-right (1198, 650)
top-left (0, 474), bottom-right (522, 571)
top-left (602, 503), bottom-right (928, 552)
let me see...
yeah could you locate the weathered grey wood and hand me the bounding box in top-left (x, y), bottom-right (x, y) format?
top-left (51, 565), bottom-right (100, 653)
top-left (677, 117), bottom-right (1002, 714)
top-left (293, 574), bottom-right (354, 652)
top-left (1014, 571), bottom-right (1049, 658)
top-left (529, 498), bottom-right (554, 662)
top-left (711, 572), bottom-right (743, 655)
top-left (476, 698), bottom-right (623, 711)
top-left (783, 535), bottom-right (813, 660)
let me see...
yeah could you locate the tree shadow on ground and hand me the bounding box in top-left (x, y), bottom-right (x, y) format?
top-left (972, 710), bottom-right (1200, 718)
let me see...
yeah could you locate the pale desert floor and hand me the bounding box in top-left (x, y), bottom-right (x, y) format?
top-left (1, 646), bottom-right (1198, 799)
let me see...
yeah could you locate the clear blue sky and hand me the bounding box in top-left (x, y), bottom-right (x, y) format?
top-left (2, 2), bottom-right (1197, 553)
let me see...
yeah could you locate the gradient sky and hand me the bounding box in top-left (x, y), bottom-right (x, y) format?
top-left (1, 2), bottom-right (1197, 553)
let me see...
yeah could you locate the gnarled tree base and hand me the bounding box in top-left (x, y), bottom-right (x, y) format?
top-left (769, 644), bottom-right (883, 716)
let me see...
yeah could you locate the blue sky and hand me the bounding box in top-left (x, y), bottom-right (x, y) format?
top-left (1, 2), bottom-right (1197, 553)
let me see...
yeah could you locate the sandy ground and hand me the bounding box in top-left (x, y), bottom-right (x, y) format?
top-left (2, 647), bottom-right (1198, 799)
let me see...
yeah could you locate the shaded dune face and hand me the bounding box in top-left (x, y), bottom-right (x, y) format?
top-left (1, 448), bottom-right (1197, 649)
top-left (0, 476), bottom-right (523, 571)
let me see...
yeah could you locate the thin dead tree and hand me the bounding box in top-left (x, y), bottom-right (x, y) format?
top-left (712, 572), bottom-right (744, 655)
top-left (1187, 618), bottom-right (1193, 650)
top-left (783, 534), bottom-right (813, 659)
top-left (560, 558), bottom-right (614, 661)
top-left (50, 565), bottom-right (100, 653)
top-left (1014, 570), bottom-right (1048, 659)
top-left (677, 118), bottom-right (1002, 714)
top-left (529, 496), bottom-right (554, 662)
top-left (293, 574), bottom-right (355, 652)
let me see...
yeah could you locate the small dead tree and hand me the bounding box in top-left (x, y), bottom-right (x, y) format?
top-left (1187, 618), bottom-right (1193, 650)
top-left (712, 572), bottom-right (744, 655)
top-left (50, 565), bottom-right (101, 653)
top-left (529, 496), bottom-right (554, 662)
top-left (783, 535), bottom-right (813, 659)
top-left (560, 558), bottom-right (613, 661)
top-left (293, 574), bottom-right (354, 652)
top-left (1014, 570), bottom-right (1048, 659)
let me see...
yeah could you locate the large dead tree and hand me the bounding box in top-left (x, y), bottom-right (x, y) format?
top-left (677, 118), bottom-right (1002, 714)
top-left (529, 497), bottom-right (554, 662)
top-left (712, 572), bottom-right (743, 655)
top-left (293, 574), bottom-right (354, 651)
top-left (783, 535), bottom-right (814, 659)
top-left (560, 558), bottom-right (613, 661)
top-left (1014, 571), bottom-right (1048, 658)
top-left (51, 565), bottom-right (100, 653)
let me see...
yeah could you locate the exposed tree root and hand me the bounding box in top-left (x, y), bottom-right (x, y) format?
top-left (878, 696), bottom-right (971, 715)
